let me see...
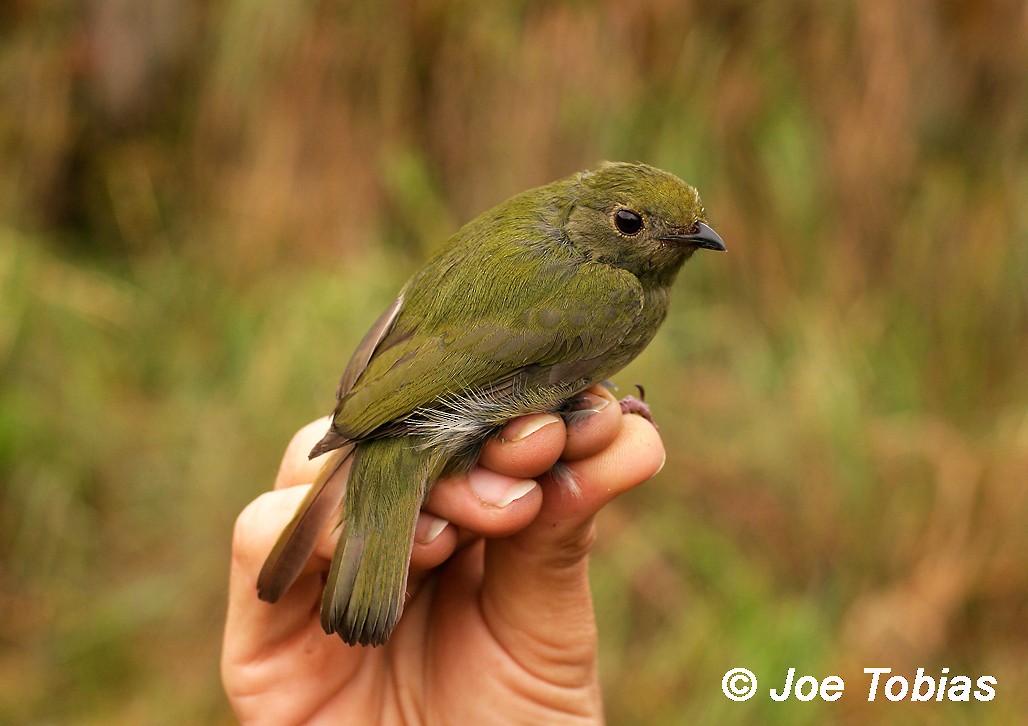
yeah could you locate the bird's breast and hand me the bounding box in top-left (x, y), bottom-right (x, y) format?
top-left (590, 284), bottom-right (671, 381)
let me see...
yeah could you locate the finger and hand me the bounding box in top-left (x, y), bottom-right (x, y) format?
top-left (233, 478), bottom-right (462, 655)
top-left (476, 386), bottom-right (624, 475)
top-left (227, 419), bottom-right (352, 661)
top-left (408, 416), bottom-right (561, 599)
top-left (560, 385), bottom-right (622, 462)
top-left (409, 511), bottom-right (458, 570)
top-left (413, 409), bottom-right (565, 563)
top-left (406, 467), bottom-right (544, 596)
top-left (477, 413), bottom-right (566, 477)
top-left (478, 415), bottom-right (665, 674)
top-left (423, 468), bottom-right (543, 538)
top-left (410, 392), bottom-right (623, 605)
top-left (274, 417), bottom-right (334, 490)
top-left (272, 419), bottom-right (466, 582)
top-left (222, 486), bottom-right (365, 713)
top-left (225, 487), bottom-right (341, 660)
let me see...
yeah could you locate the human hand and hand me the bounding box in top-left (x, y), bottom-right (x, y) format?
top-left (222, 385), bottom-right (665, 724)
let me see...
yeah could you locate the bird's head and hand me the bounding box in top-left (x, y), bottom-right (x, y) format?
top-left (564, 162), bottom-right (725, 286)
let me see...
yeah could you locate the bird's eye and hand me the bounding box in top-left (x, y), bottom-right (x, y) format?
top-left (614, 208), bottom-right (644, 236)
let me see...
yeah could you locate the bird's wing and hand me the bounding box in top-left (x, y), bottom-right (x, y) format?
top-left (335, 294), bottom-right (405, 401)
top-left (329, 250), bottom-right (643, 440)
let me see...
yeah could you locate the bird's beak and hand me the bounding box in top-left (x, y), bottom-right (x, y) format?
top-left (661, 222), bottom-right (726, 251)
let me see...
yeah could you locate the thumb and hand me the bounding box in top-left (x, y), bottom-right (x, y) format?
top-left (479, 413), bottom-right (665, 677)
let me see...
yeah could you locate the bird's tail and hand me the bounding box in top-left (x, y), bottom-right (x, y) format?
top-left (257, 444), bottom-right (354, 603)
top-left (321, 437), bottom-right (439, 646)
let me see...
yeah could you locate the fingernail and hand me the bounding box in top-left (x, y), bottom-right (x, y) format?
top-left (415, 513), bottom-right (449, 544)
top-left (563, 391), bottom-right (611, 428)
top-left (468, 469), bottom-right (537, 507)
top-left (654, 448), bottom-right (667, 475)
top-left (568, 392), bottom-right (610, 415)
top-left (500, 414), bottom-right (562, 442)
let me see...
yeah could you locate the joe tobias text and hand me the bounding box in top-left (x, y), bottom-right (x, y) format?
top-left (721, 666), bottom-right (997, 703)
top-left (771, 667), bottom-right (996, 702)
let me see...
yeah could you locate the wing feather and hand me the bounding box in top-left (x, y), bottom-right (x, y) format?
top-left (330, 250), bottom-right (643, 440)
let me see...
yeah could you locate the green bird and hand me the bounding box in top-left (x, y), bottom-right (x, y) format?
top-left (256, 161), bottom-right (725, 646)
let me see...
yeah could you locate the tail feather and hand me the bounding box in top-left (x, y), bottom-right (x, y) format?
top-left (319, 533), bottom-right (362, 633)
top-left (257, 445), bottom-right (353, 602)
top-left (321, 438), bottom-right (437, 646)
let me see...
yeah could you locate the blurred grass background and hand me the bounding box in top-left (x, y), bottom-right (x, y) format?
top-left (1, 0), bottom-right (1026, 723)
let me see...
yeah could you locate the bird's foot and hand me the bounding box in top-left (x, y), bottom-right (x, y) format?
top-left (618, 385), bottom-right (657, 428)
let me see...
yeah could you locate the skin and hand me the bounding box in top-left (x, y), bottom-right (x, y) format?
top-left (223, 385), bottom-right (665, 724)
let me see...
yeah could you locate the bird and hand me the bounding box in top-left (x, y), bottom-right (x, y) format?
top-left (256, 161), bottom-right (726, 646)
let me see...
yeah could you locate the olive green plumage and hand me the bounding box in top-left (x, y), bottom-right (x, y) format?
top-left (257, 161), bottom-right (725, 646)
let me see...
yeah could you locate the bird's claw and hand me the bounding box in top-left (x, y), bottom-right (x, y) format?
top-left (618, 390), bottom-right (657, 428)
